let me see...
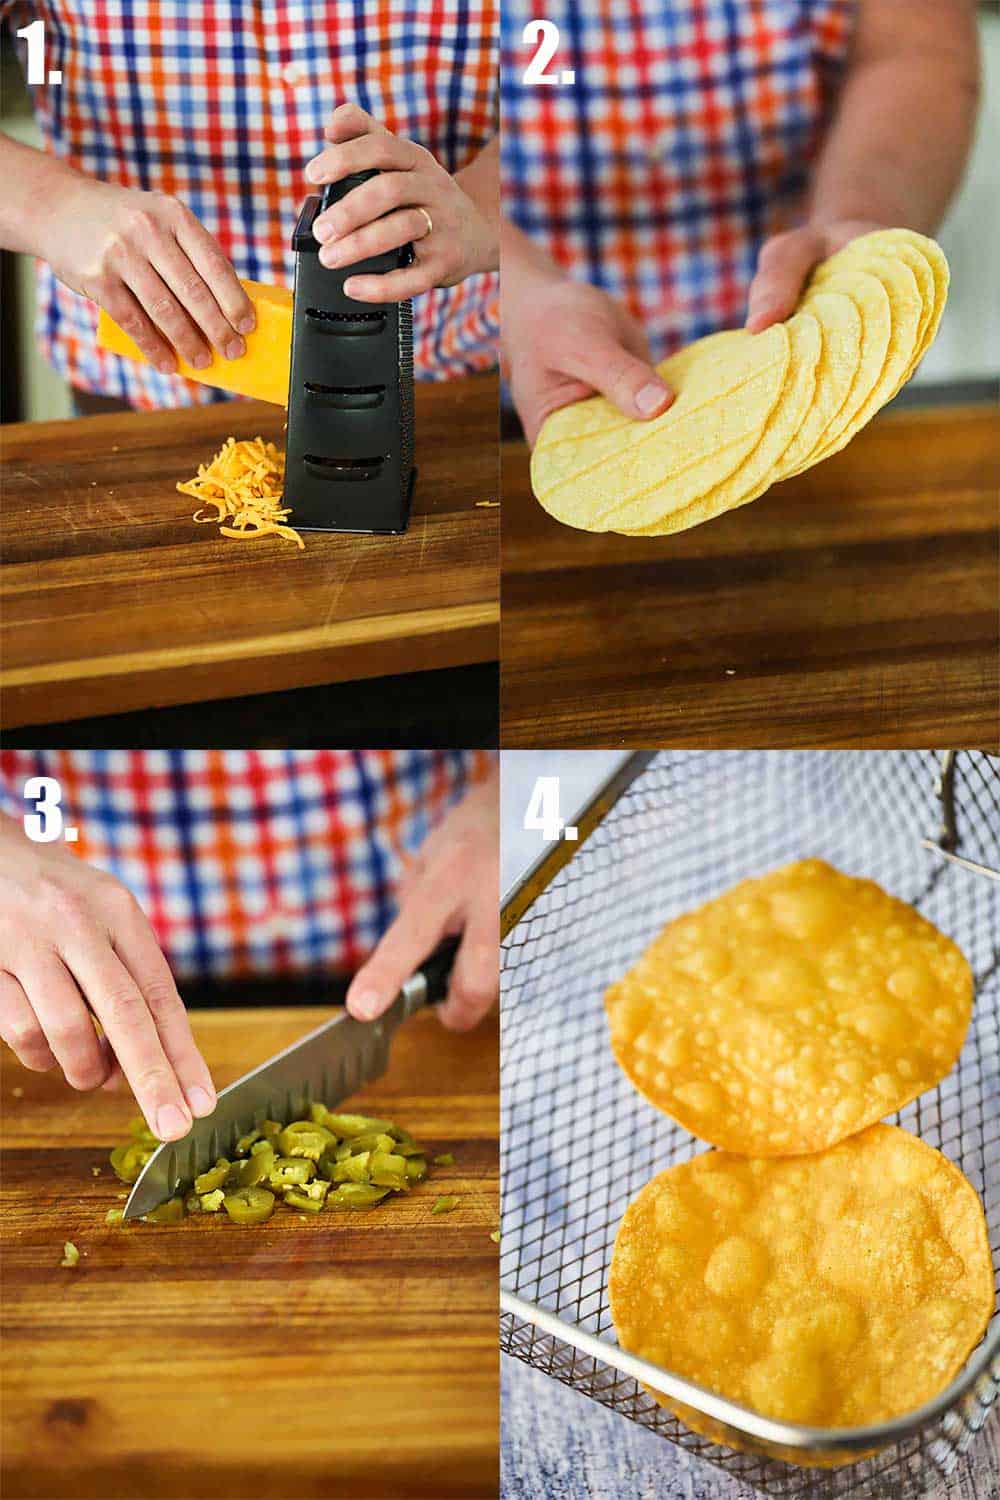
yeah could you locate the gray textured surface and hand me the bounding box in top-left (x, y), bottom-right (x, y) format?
top-left (501, 1357), bottom-right (1000, 1500)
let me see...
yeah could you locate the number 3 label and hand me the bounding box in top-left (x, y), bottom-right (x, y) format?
top-left (22, 777), bottom-right (78, 843)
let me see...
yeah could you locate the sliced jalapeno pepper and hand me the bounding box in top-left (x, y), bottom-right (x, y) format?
top-left (331, 1150), bottom-right (372, 1185)
top-left (324, 1113), bottom-right (393, 1139)
top-left (327, 1183), bottom-right (390, 1210)
top-left (277, 1122), bottom-right (334, 1161)
top-left (237, 1144), bottom-right (275, 1188)
top-left (431, 1196), bottom-right (459, 1215)
top-left (268, 1156), bottom-right (315, 1189)
top-left (370, 1151), bottom-right (408, 1190)
top-left (223, 1186), bottom-right (275, 1225)
top-left (405, 1155), bottom-right (427, 1184)
top-left (194, 1159), bottom-right (230, 1195)
top-left (143, 1196), bottom-right (186, 1224)
top-left (283, 1186), bottom-right (325, 1213)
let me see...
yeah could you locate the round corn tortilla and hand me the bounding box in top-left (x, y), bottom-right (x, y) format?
top-left (531, 325), bottom-right (790, 534)
top-left (621, 312), bottom-right (822, 535)
top-left (778, 270), bottom-right (890, 475)
top-left (608, 1125), bottom-right (994, 1444)
top-left (810, 228), bottom-right (948, 392)
top-left (767, 292), bottom-right (862, 479)
top-left (796, 260), bottom-right (921, 468)
top-left (604, 859), bottom-right (973, 1155)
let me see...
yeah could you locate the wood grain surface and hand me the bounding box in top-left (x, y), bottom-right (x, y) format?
top-left (0, 1007), bottom-right (499, 1500)
top-left (501, 404), bottom-right (1000, 749)
top-left (1, 376), bottom-right (499, 728)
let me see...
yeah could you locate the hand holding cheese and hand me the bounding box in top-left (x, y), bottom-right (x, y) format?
top-left (305, 102), bottom-right (500, 302)
top-left (44, 175), bottom-right (256, 375)
top-left (99, 280), bottom-right (292, 407)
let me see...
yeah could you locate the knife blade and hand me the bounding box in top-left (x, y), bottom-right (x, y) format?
top-left (123, 937), bottom-right (458, 1220)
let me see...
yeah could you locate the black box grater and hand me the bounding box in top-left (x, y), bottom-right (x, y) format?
top-left (284, 169), bottom-right (416, 533)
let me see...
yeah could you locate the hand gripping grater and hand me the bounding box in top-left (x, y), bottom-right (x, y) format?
top-left (284, 169), bottom-right (416, 533)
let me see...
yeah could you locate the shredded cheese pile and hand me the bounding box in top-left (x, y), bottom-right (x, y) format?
top-left (177, 436), bottom-right (304, 549)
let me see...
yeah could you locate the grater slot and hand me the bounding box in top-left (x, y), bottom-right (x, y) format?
top-left (305, 308), bottom-right (386, 336)
top-left (304, 454), bottom-right (385, 482)
top-left (304, 382), bottom-right (386, 410)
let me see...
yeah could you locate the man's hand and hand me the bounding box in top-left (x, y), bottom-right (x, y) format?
top-left (745, 220), bottom-right (885, 332)
top-left (305, 104), bottom-right (498, 303)
top-left (43, 175), bottom-right (255, 375)
top-left (346, 770), bottom-right (498, 1032)
top-left (0, 816), bottom-right (216, 1140)
top-left (502, 223), bottom-right (673, 445)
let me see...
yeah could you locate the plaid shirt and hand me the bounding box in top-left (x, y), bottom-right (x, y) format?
top-left (3, 1), bottom-right (499, 407)
top-left (501, 0), bottom-right (853, 360)
top-left (0, 750), bottom-right (494, 978)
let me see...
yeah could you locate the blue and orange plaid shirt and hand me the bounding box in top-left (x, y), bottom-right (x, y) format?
top-left (2, 1), bottom-right (499, 407)
top-left (0, 750), bottom-right (494, 979)
top-left (501, 0), bottom-right (853, 359)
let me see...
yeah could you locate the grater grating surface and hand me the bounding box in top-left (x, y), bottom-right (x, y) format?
top-left (500, 750), bottom-right (999, 1498)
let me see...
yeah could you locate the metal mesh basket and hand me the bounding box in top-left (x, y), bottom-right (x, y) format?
top-left (500, 750), bottom-right (1000, 1498)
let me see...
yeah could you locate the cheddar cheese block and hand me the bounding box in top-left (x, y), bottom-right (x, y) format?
top-left (97, 279), bottom-right (292, 407)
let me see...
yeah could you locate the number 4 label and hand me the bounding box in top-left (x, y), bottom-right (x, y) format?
top-left (524, 776), bottom-right (578, 843)
top-left (22, 777), bottom-right (78, 843)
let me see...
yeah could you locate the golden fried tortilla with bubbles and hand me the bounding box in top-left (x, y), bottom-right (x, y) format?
top-left (609, 1126), bottom-right (993, 1445)
top-left (605, 860), bottom-right (972, 1154)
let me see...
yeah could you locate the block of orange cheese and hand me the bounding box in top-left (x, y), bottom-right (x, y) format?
top-left (96, 279), bottom-right (292, 407)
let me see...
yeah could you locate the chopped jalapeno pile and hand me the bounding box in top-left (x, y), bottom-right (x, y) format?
top-left (108, 1108), bottom-right (454, 1226)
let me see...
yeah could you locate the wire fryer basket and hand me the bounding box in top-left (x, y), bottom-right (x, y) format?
top-left (500, 750), bottom-right (999, 1498)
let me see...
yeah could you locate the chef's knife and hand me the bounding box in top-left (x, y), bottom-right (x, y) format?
top-left (123, 937), bottom-right (458, 1220)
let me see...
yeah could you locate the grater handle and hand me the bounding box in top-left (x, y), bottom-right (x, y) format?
top-left (320, 169), bottom-right (378, 216)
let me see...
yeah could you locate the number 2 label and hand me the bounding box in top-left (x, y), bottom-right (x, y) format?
top-left (522, 21), bottom-right (575, 87)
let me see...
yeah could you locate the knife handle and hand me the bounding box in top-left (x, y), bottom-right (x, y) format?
top-left (418, 936), bottom-right (461, 1006)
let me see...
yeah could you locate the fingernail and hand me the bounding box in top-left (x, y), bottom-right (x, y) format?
top-left (187, 1085), bottom-right (215, 1117)
top-left (350, 989), bottom-right (382, 1021)
top-left (635, 382), bottom-right (669, 416)
top-left (157, 1103), bottom-right (190, 1140)
top-left (190, 350), bottom-right (211, 370)
top-left (343, 278), bottom-right (361, 298)
top-left (157, 358), bottom-right (176, 375)
top-left (224, 337), bottom-right (245, 360)
top-left (319, 245), bottom-right (344, 268)
top-left (305, 160), bottom-right (323, 183)
top-left (312, 218), bottom-right (334, 243)
top-left (236, 313), bottom-right (255, 335)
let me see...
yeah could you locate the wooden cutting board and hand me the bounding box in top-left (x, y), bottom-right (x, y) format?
top-left (502, 403), bottom-right (1000, 748)
top-left (0, 1007), bottom-right (499, 1500)
top-left (1, 375), bottom-right (499, 728)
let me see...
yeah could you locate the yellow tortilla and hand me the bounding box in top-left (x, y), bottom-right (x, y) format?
top-left (798, 260), bottom-right (919, 468)
top-left (531, 325), bottom-right (790, 533)
top-left (609, 1126), bottom-right (994, 1451)
top-left (764, 292), bottom-right (862, 482)
top-left (811, 228), bottom-right (948, 391)
top-left (605, 859), bottom-right (973, 1155)
top-left (622, 311), bottom-right (821, 535)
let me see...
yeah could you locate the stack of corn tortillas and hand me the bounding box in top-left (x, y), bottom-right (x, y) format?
top-left (530, 228), bottom-right (948, 536)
